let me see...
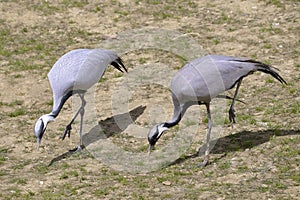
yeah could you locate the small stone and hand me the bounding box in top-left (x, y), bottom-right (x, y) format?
top-left (270, 166), bottom-right (277, 173)
top-left (162, 181), bottom-right (172, 186)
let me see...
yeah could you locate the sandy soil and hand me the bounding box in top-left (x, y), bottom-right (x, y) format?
top-left (0, 0), bottom-right (299, 199)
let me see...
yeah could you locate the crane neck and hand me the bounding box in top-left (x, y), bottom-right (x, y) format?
top-left (163, 101), bottom-right (199, 129)
top-left (164, 113), bottom-right (182, 128)
top-left (51, 90), bottom-right (85, 118)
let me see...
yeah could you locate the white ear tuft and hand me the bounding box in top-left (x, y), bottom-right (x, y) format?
top-left (39, 114), bottom-right (55, 129)
top-left (157, 124), bottom-right (168, 134)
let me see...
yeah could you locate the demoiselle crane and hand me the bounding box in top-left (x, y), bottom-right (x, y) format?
top-left (34, 49), bottom-right (127, 151)
top-left (148, 55), bottom-right (286, 166)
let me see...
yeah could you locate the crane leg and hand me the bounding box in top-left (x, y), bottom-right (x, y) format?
top-left (61, 94), bottom-right (86, 151)
top-left (229, 79), bottom-right (242, 127)
top-left (199, 102), bottom-right (212, 167)
top-left (77, 93), bottom-right (86, 151)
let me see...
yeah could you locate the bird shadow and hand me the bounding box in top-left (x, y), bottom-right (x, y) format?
top-left (83, 105), bottom-right (146, 146)
top-left (170, 129), bottom-right (300, 166)
top-left (48, 105), bottom-right (146, 166)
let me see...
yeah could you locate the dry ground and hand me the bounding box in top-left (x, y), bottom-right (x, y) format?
top-left (0, 0), bottom-right (299, 199)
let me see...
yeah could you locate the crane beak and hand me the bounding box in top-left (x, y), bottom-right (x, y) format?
top-left (148, 145), bottom-right (154, 156)
top-left (36, 138), bottom-right (41, 150)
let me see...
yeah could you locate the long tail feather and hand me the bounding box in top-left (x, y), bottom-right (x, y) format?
top-left (235, 59), bottom-right (287, 85)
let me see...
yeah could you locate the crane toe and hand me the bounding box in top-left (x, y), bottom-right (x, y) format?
top-left (229, 107), bottom-right (236, 126)
top-left (61, 124), bottom-right (72, 140)
top-left (198, 157), bottom-right (209, 168)
top-left (69, 145), bottom-right (83, 154)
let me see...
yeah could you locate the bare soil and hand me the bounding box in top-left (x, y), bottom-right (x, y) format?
top-left (0, 0), bottom-right (299, 199)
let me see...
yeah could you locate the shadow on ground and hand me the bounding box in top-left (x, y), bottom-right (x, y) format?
top-left (170, 129), bottom-right (300, 166)
top-left (48, 105), bottom-right (146, 166)
top-left (49, 106), bottom-right (299, 167)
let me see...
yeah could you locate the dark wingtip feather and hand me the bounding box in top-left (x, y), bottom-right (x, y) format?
top-left (117, 57), bottom-right (128, 73)
top-left (234, 59), bottom-right (287, 85)
top-left (111, 57), bottom-right (127, 73)
top-left (253, 61), bottom-right (287, 85)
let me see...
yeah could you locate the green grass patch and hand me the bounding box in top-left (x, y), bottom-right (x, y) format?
top-left (218, 160), bottom-right (231, 170)
top-left (99, 77), bottom-right (108, 83)
top-left (237, 165), bottom-right (249, 172)
top-left (93, 186), bottom-right (117, 197)
top-left (258, 185), bottom-right (269, 192)
top-left (116, 175), bottom-right (129, 185)
top-left (0, 148), bottom-right (9, 153)
top-left (255, 106), bottom-right (264, 112)
top-left (291, 174), bottom-right (300, 184)
top-left (12, 160), bottom-right (32, 170)
top-left (8, 108), bottom-right (26, 117)
top-left (260, 27), bottom-right (283, 34)
top-left (213, 38), bottom-right (220, 45)
top-left (265, 77), bottom-right (275, 83)
top-left (8, 100), bottom-right (23, 107)
top-left (0, 156), bottom-right (7, 165)
top-left (0, 170), bottom-right (7, 177)
top-left (290, 102), bottom-right (300, 114)
top-left (266, 0), bottom-right (285, 8)
top-left (4, 188), bottom-right (22, 198)
top-left (238, 114), bottom-right (257, 125)
top-left (10, 178), bottom-right (27, 185)
top-left (273, 181), bottom-right (288, 189)
top-left (184, 120), bottom-right (197, 127)
top-left (33, 164), bottom-right (49, 174)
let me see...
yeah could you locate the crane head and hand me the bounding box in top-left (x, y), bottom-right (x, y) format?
top-left (147, 123), bottom-right (168, 155)
top-left (34, 114), bottom-right (54, 149)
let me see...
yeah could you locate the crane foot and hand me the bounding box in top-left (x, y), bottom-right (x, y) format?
top-left (198, 155), bottom-right (209, 168)
top-left (229, 108), bottom-right (236, 125)
top-left (61, 124), bottom-right (72, 140)
top-left (69, 145), bottom-right (83, 154)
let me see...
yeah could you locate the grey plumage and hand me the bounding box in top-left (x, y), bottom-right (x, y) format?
top-left (148, 55), bottom-right (286, 166)
top-left (34, 48), bottom-right (127, 150)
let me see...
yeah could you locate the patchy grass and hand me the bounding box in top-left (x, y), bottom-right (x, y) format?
top-left (0, 0), bottom-right (299, 199)
top-left (8, 108), bottom-right (26, 117)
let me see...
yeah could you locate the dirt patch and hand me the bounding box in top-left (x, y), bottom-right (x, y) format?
top-left (0, 0), bottom-right (299, 199)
